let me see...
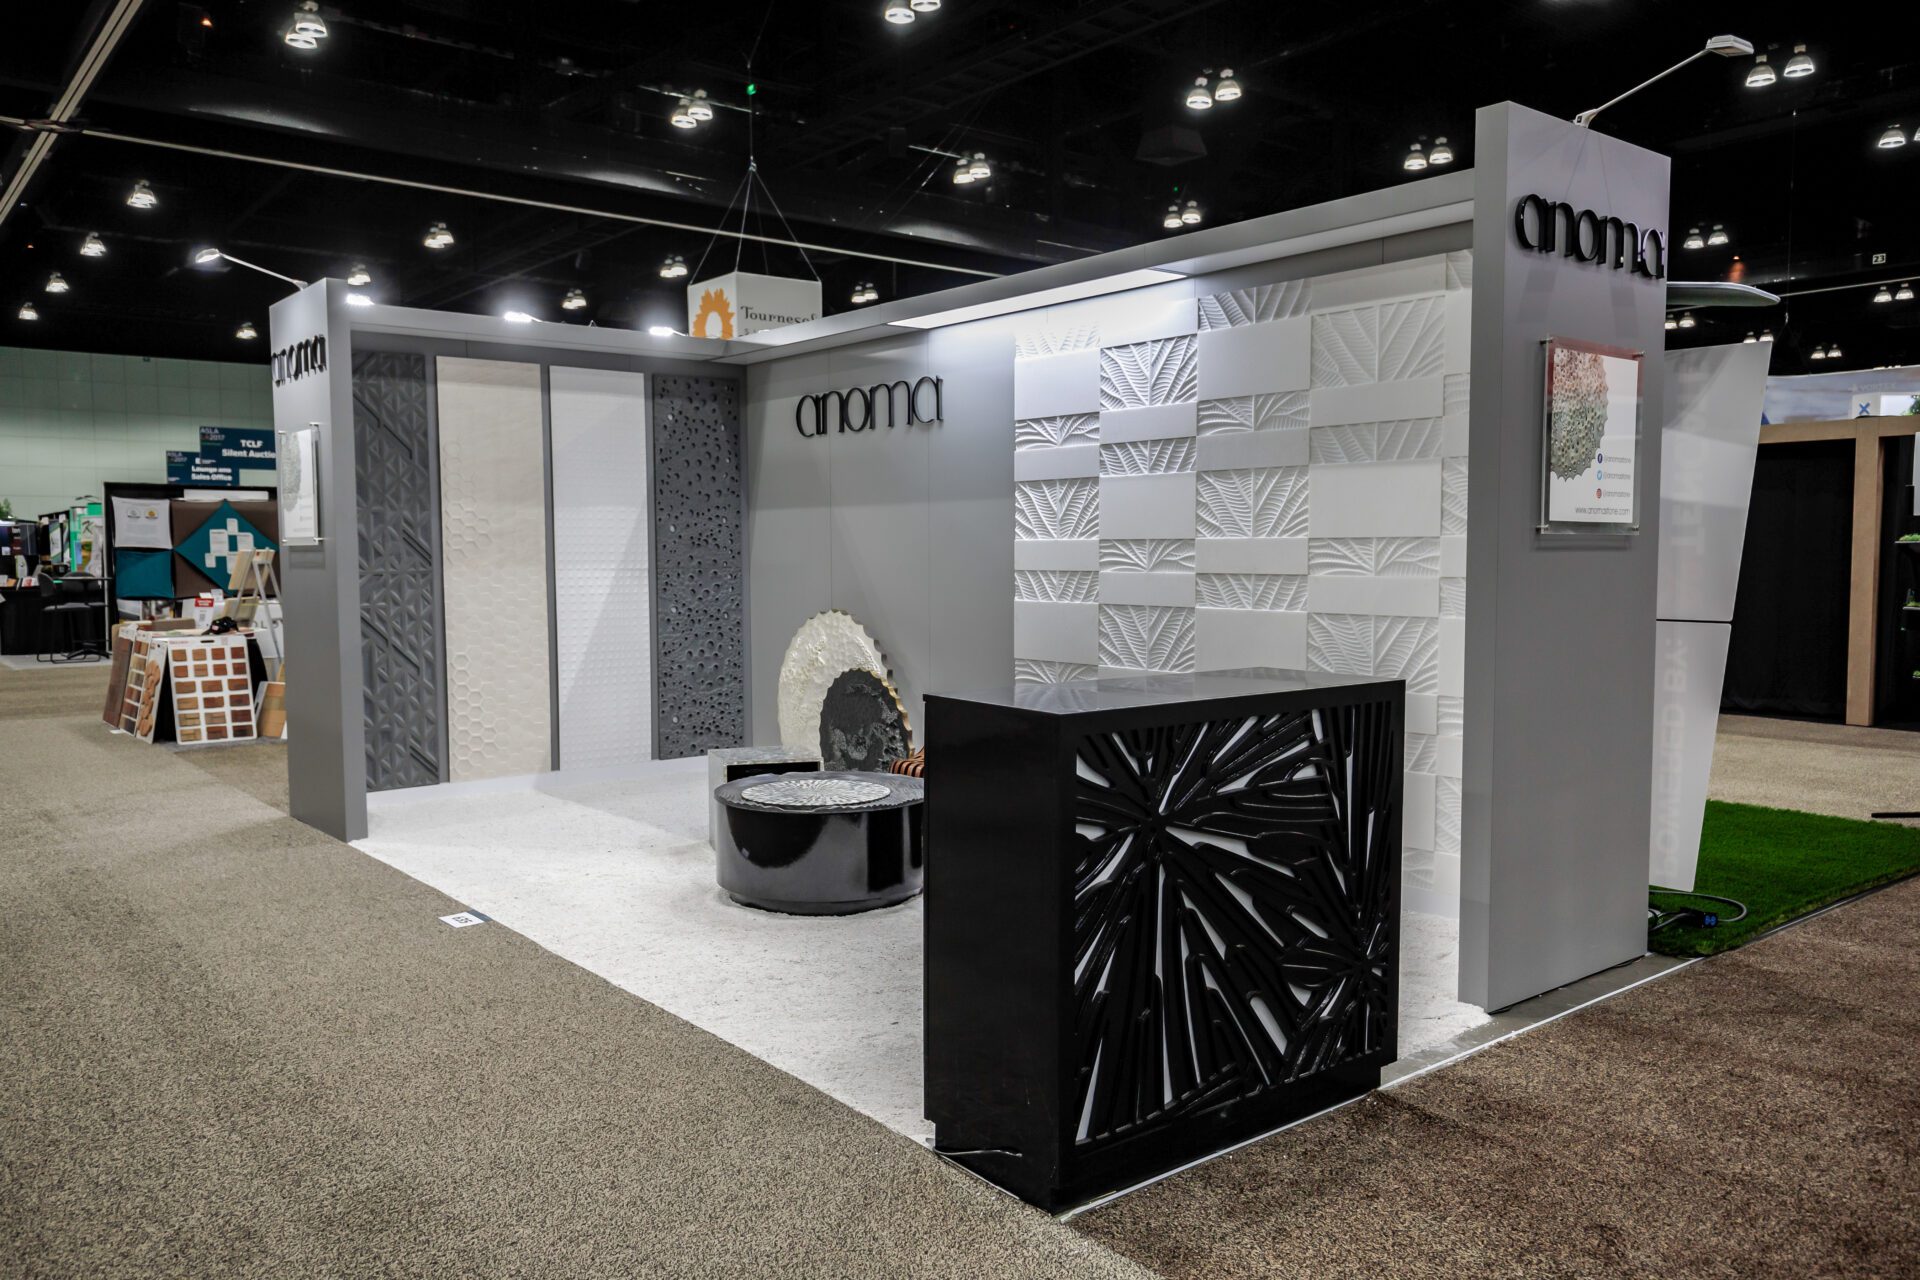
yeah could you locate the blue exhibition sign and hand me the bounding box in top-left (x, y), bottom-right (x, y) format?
top-left (166, 449), bottom-right (238, 487)
top-left (199, 425), bottom-right (276, 465)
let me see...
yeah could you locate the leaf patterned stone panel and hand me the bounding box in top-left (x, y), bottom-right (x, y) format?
top-left (1015, 413), bottom-right (1099, 451)
top-left (1100, 539), bottom-right (1194, 572)
top-left (1195, 466), bottom-right (1308, 540)
top-left (1098, 603), bottom-right (1195, 672)
top-left (1016, 478), bottom-right (1099, 541)
top-left (1195, 573), bottom-right (1308, 611)
top-left (1013, 658), bottom-right (1098, 684)
top-left (1099, 336), bottom-right (1198, 410)
top-left (1070, 697), bottom-right (1400, 1149)
top-left (1015, 569), bottom-right (1100, 603)
top-left (1197, 280), bottom-right (1310, 330)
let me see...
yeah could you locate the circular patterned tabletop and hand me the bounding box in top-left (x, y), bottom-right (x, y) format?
top-left (716, 769), bottom-right (924, 813)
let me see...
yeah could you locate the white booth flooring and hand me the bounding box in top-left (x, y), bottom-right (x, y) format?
top-left (357, 759), bottom-right (1489, 1143)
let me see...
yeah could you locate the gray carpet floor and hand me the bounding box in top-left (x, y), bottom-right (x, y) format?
top-left (1710, 713), bottom-right (1920, 826)
top-left (0, 666), bottom-right (1152, 1280)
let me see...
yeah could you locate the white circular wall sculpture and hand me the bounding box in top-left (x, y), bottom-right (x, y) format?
top-left (776, 610), bottom-right (903, 756)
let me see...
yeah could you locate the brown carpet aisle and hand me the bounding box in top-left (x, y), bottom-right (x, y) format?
top-left (1075, 876), bottom-right (1920, 1279)
top-left (0, 667), bottom-right (1154, 1280)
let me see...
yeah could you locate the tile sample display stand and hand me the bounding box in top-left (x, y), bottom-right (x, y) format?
top-left (706, 746), bottom-right (822, 850)
top-left (924, 668), bottom-right (1403, 1210)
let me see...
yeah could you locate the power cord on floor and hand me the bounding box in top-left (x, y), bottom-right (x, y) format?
top-left (1647, 888), bottom-right (1749, 933)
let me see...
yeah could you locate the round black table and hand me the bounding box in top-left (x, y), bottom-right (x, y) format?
top-left (713, 770), bottom-right (925, 915)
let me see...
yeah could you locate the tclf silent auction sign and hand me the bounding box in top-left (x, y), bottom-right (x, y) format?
top-left (1541, 338), bottom-right (1641, 531)
top-left (199, 426), bottom-right (276, 466)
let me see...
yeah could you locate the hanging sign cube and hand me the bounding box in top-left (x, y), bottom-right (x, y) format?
top-left (686, 271), bottom-right (822, 339)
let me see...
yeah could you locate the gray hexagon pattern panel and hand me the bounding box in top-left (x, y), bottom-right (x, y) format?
top-left (650, 374), bottom-right (745, 758)
top-left (353, 350), bottom-right (443, 793)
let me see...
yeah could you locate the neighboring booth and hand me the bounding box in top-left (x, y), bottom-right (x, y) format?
top-left (277, 101), bottom-right (1772, 1206)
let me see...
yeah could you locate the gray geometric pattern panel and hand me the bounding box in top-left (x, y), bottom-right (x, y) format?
top-left (650, 374), bottom-right (746, 758)
top-left (353, 350), bottom-right (444, 791)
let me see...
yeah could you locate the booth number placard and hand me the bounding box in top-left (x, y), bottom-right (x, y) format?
top-left (1538, 337), bottom-right (1642, 535)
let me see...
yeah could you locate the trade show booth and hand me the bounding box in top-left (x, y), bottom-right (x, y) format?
top-left (273, 102), bottom-right (1771, 1208)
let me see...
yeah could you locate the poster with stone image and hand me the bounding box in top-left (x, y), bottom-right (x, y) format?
top-left (1543, 338), bottom-right (1640, 528)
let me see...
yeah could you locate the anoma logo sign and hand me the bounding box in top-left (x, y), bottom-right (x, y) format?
top-left (692, 288), bottom-right (736, 339)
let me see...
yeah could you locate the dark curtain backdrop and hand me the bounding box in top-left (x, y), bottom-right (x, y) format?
top-left (1723, 440), bottom-right (1853, 720)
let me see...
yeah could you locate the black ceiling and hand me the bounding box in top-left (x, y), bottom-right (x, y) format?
top-left (3, 0), bottom-right (1919, 371)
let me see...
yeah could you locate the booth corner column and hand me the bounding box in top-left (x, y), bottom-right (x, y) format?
top-left (1461, 103), bottom-right (1669, 1010)
top-left (270, 280), bottom-right (368, 841)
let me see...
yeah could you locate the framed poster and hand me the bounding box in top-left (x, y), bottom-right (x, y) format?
top-left (277, 425), bottom-right (322, 545)
top-left (1539, 337), bottom-right (1642, 533)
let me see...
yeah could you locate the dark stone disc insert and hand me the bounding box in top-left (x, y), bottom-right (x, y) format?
top-left (819, 668), bottom-right (909, 771)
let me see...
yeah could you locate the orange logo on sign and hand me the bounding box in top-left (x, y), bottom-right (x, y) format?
top-left (693, 288), bottom-right (735, 339)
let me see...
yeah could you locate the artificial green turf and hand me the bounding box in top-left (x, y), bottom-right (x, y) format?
top-left (1648, 800), bottom-right (1920, 956)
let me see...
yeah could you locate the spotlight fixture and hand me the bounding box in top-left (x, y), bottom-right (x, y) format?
top-left (347, 293), bottom-right (373, 307)
top-left (502, 310), bottom-right (535, 323)
top-left (1878, 124), bottom-right (1908, 149)
top-left (967, 152), bottom-right (991, 181)
top-left (126, 179), bottom-right (157, 209)
top-left (1899, 283), bottom-right (1916, 301)
top-left (647, 325), bottom-right (678, 337)
top-left (1783, 44), bottom-right (1814, 78)
top-left (192, 247), bottom-right (308, 288)
top-left (1213, 69), bottom-right (1242, 102)
top-left (347, 263), bottom-right (371, 286)
top-left (1760, 330), bottom-right (1774, 342)
top-left (44, 272), bottom-right (68, 294)
top-left (18, 302), bottom-right (38, 321)
top-left (1663, 315), bottom-right (1679, 331)
top-left (1677, 312), bottom-right (1696, 329)
top-left (911, 0), bottom-right (942, 10)
top-left (687, 90), bottom-right (714, 123)
top-left (285, 0), bottom-right (327, 48)
top-left (1742, 332), bottom-right (1757, 343)
top-left (1428, 136), bottom-right (1454, 165)
top-left (670, 97), bottom-right (698, 129)
top-left (1573, 34), bottom-right (1753, 128)
top-left (423, 222), bottom-right (454, 249)
top-left (659, 254), bottom-right (688, 279)
top-left (1875, 285), bottom-right (1895, 303)
top-left (1180, 199), bottom-right (1203, 226)
top-left (80, 232), bottom-right (106, 258)
top-left (236, 321), bottom-right (258, 340)
top-left (1827, 342), bottom-right (1843, 359)
top-left (1682, 226), bottom-right (1705, 250)
top-left (852, 282), bottom-right (879, 305)
top-left (1163, 203), bottom-right (1184, 230)
top-left (884, 1), bottom-right (914, 23)
top-left (1809, 345), bottom-right (1827, 360)
top-left (193, 246), bottom-right (222, 264)
top-left (1186, 75), bottom-right (1214, 111)
top-left (951, 155), bottom-right (976, 185)
top-left (1403, 142), bottom-right (1427, 171)
top-left (562, 288), bottom-right (587, 310)
top-left (1745, 54), bottom-right (1776, 88)
top-left (1706, 224), bottom-right (1730, 247)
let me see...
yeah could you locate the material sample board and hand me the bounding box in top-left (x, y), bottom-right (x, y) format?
top-left (167, 635), bottom-right (256, 746)
top-left (354, 350), bottom-right (445, 792)
top-left (549, 366), bottom-right (652, 769)
top-left (436, 357), bottom-right (553, 781)
top-left (119, 632), bottom-right (168, 741)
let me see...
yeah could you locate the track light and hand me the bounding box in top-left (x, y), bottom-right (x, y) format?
top-left (44, 273), bottom-right (68, 294)
top-left (18, 302), bottom-right (38, 321)
top-left (1664, 315), bottom-right (1679, 331)
top-left (1742, 332), bottom-right (1757, 343)
top-left (852, 282), bottom-right (878, 305)
top-left (1745, 54), bottom-right (1776, 88)
top-left (80, 232), bottom-right (106, 257)
top-left (687, 90), bottom-right (714, 123)
top-left (1213, 69), bottom-right (1242, 102)
top-left (1827, 342), bottom-right (1842, 359)
top-left (1180, 199), bottom-right (1203, 226)
top-left (236, 321), bottom-right (257, 340)
top-left (1760, 330), bottom-right (1774, 342)
top-left (1810, 345), bottom-right (1827, 360)
top-left (347, 293), bottom-right (373, 307)
top-left (1186, 76), bottom-right (1214, 111)
top-left (1878, 124), bottom-right (1908, 149)
top-left (1677, 313), bottom-right (1696, 329)
top-left (911, 0), bottom-right (941, 10)
top-left (1682, 227), bottom-right (1705, 250)
top-left (1428, 136), bottom-right (1453, 165)
top-left (126, 179), bottom-right (156, 209)
top-left (1783, 44), bottom-right (1814, 78)
top-left (1403, 142), bottom-right (1427, 171)
top-left (884, 2), bottom-right (914, 23)
top-left (660, 254), bottom-right (687, 279)
top-left (285, 1), bottom-right (327, 48)
top-left (1900, 283), bottom-right (1916, 302)
top-left (347, 263), bottom-right (371, 286)
top-left (1875, 286), bottom-right (1894, 304)
top-left (502, 310), bottom-right (535, 323)
top-left (951, 155), bottom-right (976, 185)
top-left (423, 222), bottom-right (454, 249)
top-left (562, 288), bottom-right (587, 310)
top-left (1163, 203), bottom-right (1183, 230)
top-left (193, 246), bottom-right (222, 264)
top-left (1706, 224), bottom-right (1729, 247)
top-left (967, 152), bottom-right (991, 181)
top-left (670, 98), bottom-right (698, 129)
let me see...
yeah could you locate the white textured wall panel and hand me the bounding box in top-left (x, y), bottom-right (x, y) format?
top-left (550, 365), bottom-right (652, 770)
top-left (438, 357), bottom-right (552, 781)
